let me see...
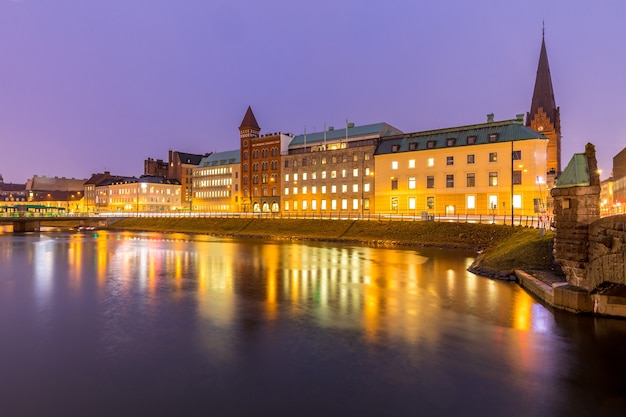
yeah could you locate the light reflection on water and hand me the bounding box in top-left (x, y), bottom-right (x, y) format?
top-left (0, 230), bottom-right (625, 417)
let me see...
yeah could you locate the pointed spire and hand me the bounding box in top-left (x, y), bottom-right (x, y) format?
top-left (528, 36), bottom-right (557, 123)
top-left (239, 106), bottom-right (260, 130)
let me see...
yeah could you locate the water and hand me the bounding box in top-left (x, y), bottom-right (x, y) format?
top-left (0, 230), bottom-right (625, 417)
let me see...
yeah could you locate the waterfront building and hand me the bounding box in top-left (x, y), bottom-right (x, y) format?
top-left (0, 176), bottom-right (27, 203)
top-left (526, 33), bottom-right (561, 200)
top-left (282, 122), bottom-right (403, 216)
top-left (83, 172), bottom-right (114, 212)
top-left (374, 114), bottom-right (548, 218)
top-left (25, 175), bottom-right (86, 212)
top-left (144, 158), bottom-right (168, 178)
top-left (167, 151), bottom-right (209, 210)
top-left (193, 150), bottom-right (241, 212)
top-left (600, 176), bottom-right (615, 216)
top-left (239, 106), bottom-right (291, 213)
top-left (95, 175), bottom-right (181, 212)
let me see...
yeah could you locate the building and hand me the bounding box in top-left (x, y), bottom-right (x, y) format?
top-left (374, 114), bottom-right (548, 218)
top-left (599, 176), bottom-right (614, 216)
top-left (193, 150), bottom-right (241, 212)
top-left (144, 158), bottom-right (168, 178)
top-left (95, 175), bottom-right (182, 212)
top-left (239, 106), bottom-right (291, 213)
top-left (0, 176), bottom-right (27, 203)
top-left (167, 151), bottom-right (209, 209)
top-left (26, 175), bottom-right (86, 212)
top-left (526, 32), bottom-right (561, 195)
top-left (282, 122), bottom-right (403, 215)
top-left (83, 172), bottom-right (114, 212)
top-left (612, 147), bottom-right (626, 214)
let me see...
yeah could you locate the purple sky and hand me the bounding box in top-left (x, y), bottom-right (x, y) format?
top-left (1, 0), bottom-right (625, 183)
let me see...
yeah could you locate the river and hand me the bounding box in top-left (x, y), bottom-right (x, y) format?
top-left (1, 229), bottom-right (625, 417)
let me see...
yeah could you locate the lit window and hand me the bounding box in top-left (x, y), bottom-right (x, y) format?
top-left (352, 199), bottom-right (359, 210)
top-left (284, 174), bottom-right (289, 182)
top-left (489, 152), bottom-right (497, 162)
top-left (467, 195), bottom-right (476, 209)
top-left (426, 196), bottom-right (434, 210)
top-left (513, 194), bottom-right (522, 209)
top-left (391, 161), bottom-right (399, 170)
top-left (408, 177), bottom-right (416, 190)
top-left (341, 199), bottom-right (348, 210)
top-left (353, 168), bottom-right (359, 177)
top-left (408, 159), bottom-right (416, 169)
top-left (408, 197), bottom-right (416, 210)
top-left (312, 186), bottom-right (317, 194)
top-left (321, 199), bottom-right (327, 210)
top-left (353, 184), bottom-right (358, 192)
top-left (321, 186), bottom-right (327, 194)
top-left (489, 172), bottom-right (498, 186)
top-left (364, 183), bottom-right (370, 192)
top-left (427, 158), bottom-right (434, 167)
top-left (331, 185), bottom-right (337, 193)
top-left (341, 184), bottom-right (347, 193)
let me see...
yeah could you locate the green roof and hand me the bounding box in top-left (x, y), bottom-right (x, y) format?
top-left (375, 118), bottom-right (547, 155)
top-left (555, 153), bottom-right (590, 188)
top-left (199, 149), bottom-right (240, 167)
top-left (289, 123), bottom-right (403, 148)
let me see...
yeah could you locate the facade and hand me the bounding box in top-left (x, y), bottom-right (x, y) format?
top-left (612, 147), bottom-right (626, 213)
top-left (282, 122), bottom-right (403, 215)
top-left (599, 177), bottom-right (614, 216)
top-left (239, 107), bottom-right (291, 212)
top-left (0, 178), bottom-right (27, 203)
top-left (193, 150), bottom-right (241, 212)
top-left (167, 151), bottom-right (209, 210)
top-left (374, 115), bottom-right (548, 217)
top-left (95, 176), bottom-right (182, 212)
top-left (526, 33), bottom-right (561, 198)
top-left (84, 172), bottom-right (113, 212)
top-left (25, 175), bottom-right (86, 212)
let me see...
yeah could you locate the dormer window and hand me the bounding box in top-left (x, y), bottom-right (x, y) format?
top-left (446, 138), bottom-right (456, 147)
top-left (427, 140), bottom-right (436, 149)
top-left (408, 142), bottom-right (417, 151)
top-left (467, 136), bottom-right (476, 145)
top-left (391, 144), bottom-right (400, 153)
top-left (488, 133), bottom-right (498, 143)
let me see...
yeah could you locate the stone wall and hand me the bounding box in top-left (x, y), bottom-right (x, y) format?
top-left (587, 215), bottom-right (626, 289)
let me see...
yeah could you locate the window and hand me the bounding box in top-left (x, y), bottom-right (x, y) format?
top-left (409, 159), bottom-right (416, 169)
top-left (391, 144), bottom-right (400, 152)
top-left (293, 173), bottom-right (298, 181)
top-left (467, 154), bottom-right (475, 164)
top-left (467, 136), bottom-right (476, 145)
top-left (341, 184), bottom-right (347, 193)
top-left (446, 174), bottom-right (454, 188)
top-left (446, 156), bottom-right (454, 165)
top-left (331, 156), bottom-right (337, 164)
top-left (321, 157), bottom-right (327, 165)
top-left (341, 199), bottom-right (348, 210)
top-left (466, 173), bottom-right (475, 187)
top-left (489, 172), bottom-right (498, 186)
top-left (312, 186), bottom-right (317, 194)
top-left (331, 199), bottom-right (337, 210)
top-left (284, 187), bottom-right (289, 196)
top-left (513, 194), bottom-right (522, 209)
top-left (391, 178), bottom-right (398, 190)
top-left (331, 171), bottom-right (337, 178)
top-left (512, 150), bottom-right (522, 160)
top-left (391, 161), bottom-right (399, 170)
top-left (321, 171), bottom-right (327, 179)
top-left (488, 133), bottom-right (498, 143)
top-left (352, 184), bottom-right (358, 192)
top-left (364, 183), bottom-right (370, 192)
top-left (363, 199), bottom-right (370, 210)
top-left (408, 177), bottom-right (416, 190)
top-left (467, 195), bottom-right (476, 209)
top-left (284, 201), bottom-right (289, 211)
top-left (489, 195), bottom-right (498, 210)
top-left (321, 200), bottom-right (327, 210)
top-left (312, 200), bottom-right (317, 210)
top-left (426, 176), bottom-right (434, 188)
top-left (331, 185), bottom-right (337, 193)
top-left (446, 138), bottom-right (455, 146)
top-left (352, 199), bottom-right (359, 210)
top-left (513, 170), bottom-right (522, 185)
top-left (293, 187), bottom-right (298, 195)
top-left (293, 160), bottom-right (298, 168)
top-left (302, 158), bottom-right (308, 166)
top-left (426, 196), bottom-right (434, 210)
top-left (408, 197), bottom-right (416, 210)
top-left (312, 172), bottom-right (317, 180)
top-left (427, 158), bottom-right (434, 167)
top-left (321, 185), bottom-right (327, 194)
top-left (409, 142), bottom-right (417, 151)
top-left (341, 169), bottom-right (347, 178)
top-left (391, 197), bottom-right (399, 212)
top-left (302, 173), bottom-right (307, 181)
top-left (427, 140), bottom-right (436, 149)
top-left (302, 200), bottom-right (308, 210)
top-left (353, 155), bottom-right (358, 162)
top-left (284, 174), bottom-right (289, 182)
top-left (353, 168), bottom-right (359, 177)
top-left (489, 152), bottom-right (497, 162)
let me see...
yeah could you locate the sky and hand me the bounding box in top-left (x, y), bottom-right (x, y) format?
top-left (1, 0), bottom-right (625, 183)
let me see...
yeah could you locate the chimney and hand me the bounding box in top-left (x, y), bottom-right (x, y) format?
top-left (487, 113), bottom-right (495, 123)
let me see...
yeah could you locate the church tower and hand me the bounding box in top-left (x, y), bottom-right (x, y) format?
top-left (526, 31), bottom-right (561, 177)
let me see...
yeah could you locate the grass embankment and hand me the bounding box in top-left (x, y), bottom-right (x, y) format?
top-left (108, 217), bottom-right (558, 273)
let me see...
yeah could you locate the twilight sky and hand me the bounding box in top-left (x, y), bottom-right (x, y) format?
top-left (1, 0), bottom-right (625, 183)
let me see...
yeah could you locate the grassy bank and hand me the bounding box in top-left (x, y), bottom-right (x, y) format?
top-left (107, 217), bottom-right (558, 273)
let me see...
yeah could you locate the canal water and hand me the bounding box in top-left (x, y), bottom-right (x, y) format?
top-left (1, 230), bottom-right (625, 417)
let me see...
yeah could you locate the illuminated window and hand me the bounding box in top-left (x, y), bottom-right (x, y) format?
top-left (321, 186), bottom-right (327, 194)
top-left (408, 177), bottom-right (416, 190)
top-left (426, 196), bottom-right (434, 210)
top-left (489, 172), bottom-right (498, 186)
top-left (352, 184), bottom-right (358, 192)
top-left (331, 171), bottom-right (337, 178)
top-left (513, 194), bottom-right (522, 209)
top-left (408, 197), bottom-right (416, 210)
top-left (467, 195), bottom-right (476, 209)
top-left (364, 183), bottom-right (370, 192)
top-left (353, 168), bottom-right (359, 177)
top-left (489, 195), bottom-right (498, 210)
top-left (489, 152), bottom-right (497, 162)
top-left (341, 184), bottom-right (348, 193)
top-left (341, 199), bottom-right (348, 210)
top-left (391, 161), bottom-right (399, 170)
top-left (408, 159), bottom-right (416, 168)
top-left (331, 199), bottom-right (337, 210)
top-left (321, 199), bottom-right (327, 210)
top-left (352, 199), bottom-right (359, 210)
top-left (331, 185), bottom-right (337, 193)
top-left (312, 186), bottom-right (317, 194)
top-left (427, 158), bottom-right (434, 167)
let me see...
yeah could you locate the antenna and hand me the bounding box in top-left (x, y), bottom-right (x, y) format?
top-left (542, 20), bottom-right (545, 38)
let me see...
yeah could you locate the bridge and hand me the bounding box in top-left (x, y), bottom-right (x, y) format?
top-left (0, 213), bottom-right (120, 232)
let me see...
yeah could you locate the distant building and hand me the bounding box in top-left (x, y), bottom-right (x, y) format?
top-left (600, 176), bottom-right (614, 216)
top-left (239, 106), bottom-right (291, 213)
top-left (374, 114), bottom-right (548, 217)
top-left (0, 177), bottom-right (27, 203)
top-left (144, 158), bottom-right (168, 178)
top-left (613, 147), bottom-right (626, 214)
top-left (84, 172), bottom-right (115, 212)
top-left (26, 175), bottom-right (87, 212)
top-left (193, 150), bottom-right (241, 212)
top-left (282, 122), bottom-right (403, 215)
top-left (94, 175), bottom-right (182, 213)
top-left (168, 151), bottom-right (209, 209)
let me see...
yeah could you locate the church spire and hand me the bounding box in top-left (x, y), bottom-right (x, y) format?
top-left (527, 30), bottom-right (562, 174)
top-left (239, 106), bottom-right (260, 131)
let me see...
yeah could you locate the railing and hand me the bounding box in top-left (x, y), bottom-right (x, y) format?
top-left (0, 210), bottom-right (552, 229)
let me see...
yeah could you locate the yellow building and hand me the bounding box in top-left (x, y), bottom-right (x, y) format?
top-left (374, 115), bottom-right (548, 218)
top-left (95, 176), bottom-right (182, 213)
top-left (193, 150), bottom-right (241, 212)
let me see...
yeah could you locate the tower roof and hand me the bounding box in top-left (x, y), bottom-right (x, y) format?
top-left (239, 106), bottom-right (260, 130)
top-left (529, 36), bottom-right (557, 119)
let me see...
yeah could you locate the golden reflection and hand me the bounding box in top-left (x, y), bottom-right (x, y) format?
top-left (512, 291), bottom-right (532, 331)
top-left (196, 241), bottom-right (235, 326)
